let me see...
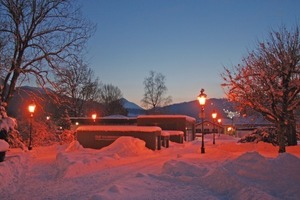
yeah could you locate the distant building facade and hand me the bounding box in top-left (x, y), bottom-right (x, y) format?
top-left (137, 115), bottom-right (196, 142)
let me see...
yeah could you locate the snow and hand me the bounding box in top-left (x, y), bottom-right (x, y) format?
top-left (0, 139), bottom-right (9, 152)
top-left (162, 130), bottom-right (184, 136)
top-left (101, 115), bottom-right (130, 119)
top-left (1, 134), bottom-right (300, 200)
top-left (76, 125), bottom-right (162, 132)
top-left (121, 98), bottom-right (144, 110)
top-left (0, 117), bottom-right (17, 132)
top-left (137, 115), bottom-right (196, 123)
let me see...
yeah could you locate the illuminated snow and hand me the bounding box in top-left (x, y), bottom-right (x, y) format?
top-left (1, 134), bottom-right (300, 199)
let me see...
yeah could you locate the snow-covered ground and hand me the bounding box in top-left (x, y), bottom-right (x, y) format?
top-left (1, 134), bottom-right (300, 200)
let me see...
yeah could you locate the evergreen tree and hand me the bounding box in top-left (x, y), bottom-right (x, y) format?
top-left (0, 101), bottom-right (25, 149)
top-left (58, 109), bottom-right (72, 130)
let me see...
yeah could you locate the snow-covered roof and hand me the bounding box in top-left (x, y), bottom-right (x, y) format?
top-left (70, 116), bottom-right (136, 120)
top-left (76, 125), bottom-right (161, 132)
top-left (101, 115), bottom-right (129, 119)
top-left (161, 131), bottom-right (170, 136)
top-left (162, 130), bottom-right (184, 136)
top-left (137, 115), bottom-right (196, 123)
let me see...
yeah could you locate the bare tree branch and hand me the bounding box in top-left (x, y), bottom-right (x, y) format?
top-left (221, 25), bottom-right (300, 152)
top-left (0, 0), bottom-right (95, 105)
top-left (141, 71), bottom-right (172, 111)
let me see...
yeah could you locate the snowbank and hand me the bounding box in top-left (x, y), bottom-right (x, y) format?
top-left (0, 139), bottom-right (9, 152)
top-left (1, 135), bottom-right (300, 200)
top-left (56, 137), bottom-right (153, 178)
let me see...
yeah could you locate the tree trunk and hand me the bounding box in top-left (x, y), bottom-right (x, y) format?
top-left (286, 123), bottom-right (297, 146)
top-left (286, 114), bottom-right (297, 146)
top-left (277, 123), bottom-right (286, 153)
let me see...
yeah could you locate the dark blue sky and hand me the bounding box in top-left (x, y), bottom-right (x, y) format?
top-left (80, 0), bottom-right (299, 106)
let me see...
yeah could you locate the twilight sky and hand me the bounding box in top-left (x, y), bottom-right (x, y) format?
top-left (79, 0), bottom-right (299, 106)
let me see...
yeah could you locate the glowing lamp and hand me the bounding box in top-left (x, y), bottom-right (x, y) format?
top-left (28, 102), bottom-right (36, 150)
top-left (197, 88), bottom-right (207, 154)
top-left (28, 103), bottom-right (36, 114)
top-left (197, 89), bottom-right (207, 106)
top-left (92, 113), bottom-right (97, 122)
top-left (212, 111), bottom-right (217, 119)
top-left (211, 110), bottom-right (217, 144)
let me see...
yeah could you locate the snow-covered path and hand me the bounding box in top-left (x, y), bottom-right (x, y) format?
top-left (2, 146), bottom-right (62, 199)
top-left (1, 136), bottom-right (300, 200)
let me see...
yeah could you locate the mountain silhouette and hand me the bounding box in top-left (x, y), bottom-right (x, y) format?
top-left (7, 86), bottom-right (238, 121)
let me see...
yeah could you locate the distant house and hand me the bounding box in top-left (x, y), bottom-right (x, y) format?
top-left (137, 115), bottom-right (196, 142)
top-left (70, 115), bottom-right (136, 129)
top-left (76, 125), bottom-right (162, 150)
top-left (195, 120), bottom-right (223, 135)
top-left (220, 116), bottom-right (274, 137)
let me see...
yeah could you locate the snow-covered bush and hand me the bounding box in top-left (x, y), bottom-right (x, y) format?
top-left (18, 119), bottom-right (57, 147)
top-left (0, 102), bottom-right (26, 149)
top-left (238, 127), bottom-right (278, 145)
top-left (59, 130), bottom-right (75, 145)
top-left (17, 118), bottom-right (75, 147)
top-left (0, 139), bottom-right (9, 152)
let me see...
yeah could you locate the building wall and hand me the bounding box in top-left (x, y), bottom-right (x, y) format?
top-left (137, 115), bottom-right (196, 141)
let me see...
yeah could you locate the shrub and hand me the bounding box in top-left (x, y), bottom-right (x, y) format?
top-left (238, 127), bottom-right (278, 145)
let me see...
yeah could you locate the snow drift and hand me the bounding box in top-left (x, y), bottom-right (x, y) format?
top-left (1, 135), bottom-right (300, 200)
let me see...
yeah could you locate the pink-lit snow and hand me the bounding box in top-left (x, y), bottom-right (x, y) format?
top-left (1, 134), bottom-right (300, 200)
top-left (76, 125), bottom-right (161, 132)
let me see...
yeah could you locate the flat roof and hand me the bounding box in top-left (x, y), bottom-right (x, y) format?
top-left (137, 115), bottom-right (196, 123)
top-left (76, 125), bottom-right (161, 132)
top-left (162, 130), bottom-right (184, 135)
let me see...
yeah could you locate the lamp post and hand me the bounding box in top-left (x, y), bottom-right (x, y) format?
top-left (217, 118), bottom-right (222, 136)
top-left (212, 110), bottom-right (217, 145)
top-left (28, 103), bottom-right (36, 150)
top-left (197, 89), bottom-right (207, 154)
top-left (223, 109), bottom-right (240, 136)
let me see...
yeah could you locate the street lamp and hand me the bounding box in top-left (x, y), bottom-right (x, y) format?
top-left (223, 109), bottom-right (240, 136)
top-left (217, 118), bottom-right (222, 136)
top-left (197, 89), bottom-right (207, 154)
top-left (212, 110), bottom-right (217, 145)
top-left (92, 113), bottom-right (97, 123)
top-left (28, 102), bottom-right (36, 150)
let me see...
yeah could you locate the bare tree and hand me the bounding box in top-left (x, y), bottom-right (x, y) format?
top-left (55, 59), bottom-right (100, 117)
top-left (0, 0), bottom-right (94, 105)
top-left (98, 84), bottom-right (127, 116)
top-left (141, 71), bottom-right (172, 111)
top-left (222, 26), bottom-right (300, 153)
